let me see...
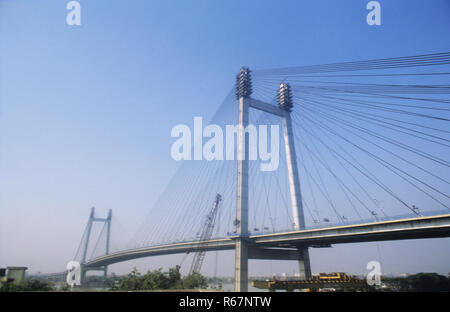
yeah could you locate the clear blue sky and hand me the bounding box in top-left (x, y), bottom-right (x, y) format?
top-left (1, 0), bottom-right (449, 276)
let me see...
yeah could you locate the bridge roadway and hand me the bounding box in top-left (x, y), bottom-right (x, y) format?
top-left (84, 213), bottom-right (450, 268)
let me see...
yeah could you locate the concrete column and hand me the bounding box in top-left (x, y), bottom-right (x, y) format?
top-left (81, 207), bottom-right (95, 264)
top-left (235, 239), bottom-right (249, 292)
top-left (282, 114), bottom-right (305, 230)
top-left (297, 247), bottom-right (312, 279)
top-left (80, 265), bottom-right (86, 286)
top-left (282, 113), bottom-right (312, 279)
top-left (105, 209), bottom-right (112, 256)
top-left (235, 95), bottom-right (249, 292)
top-left (104, 209), bottom-right (112, 281)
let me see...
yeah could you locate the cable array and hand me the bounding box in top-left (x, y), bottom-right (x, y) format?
top-left (251, 51), bottom-right (450, 224)
top-left (96, 52), bottom-right (450, 263)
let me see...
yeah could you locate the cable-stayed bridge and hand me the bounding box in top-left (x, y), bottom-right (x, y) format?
top-left (68, 52), bottom-right (450, 291)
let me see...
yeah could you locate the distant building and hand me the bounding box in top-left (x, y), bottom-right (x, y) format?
top-left (0, 267), bottom-right (28, 285)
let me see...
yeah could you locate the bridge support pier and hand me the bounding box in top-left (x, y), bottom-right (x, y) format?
top-left (78, 207), bottom-right (112, 287)
top-left (80, 266), bottom-right (108, 286)
top-left (235, 239), bottom-right (249, 292)
top-left (234, 67), bottom-right (251, 292)
top-left (297, 247), bottom-right (312, 279)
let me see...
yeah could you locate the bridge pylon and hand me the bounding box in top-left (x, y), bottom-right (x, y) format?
top-left (278, 82), bottom-right (312, 279)
top-left (235, 67), bottom-right (251, 292)
top-left (234, 68), bottom-right (311, 292)
top-left (79, 207), bottom-right (112, 285)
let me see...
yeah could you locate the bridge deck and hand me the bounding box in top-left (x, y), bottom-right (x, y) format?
top-left (85, 213), bottom-right (450, 268)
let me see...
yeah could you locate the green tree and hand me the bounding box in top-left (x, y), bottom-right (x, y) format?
top-left (0, 279), bottom-right (54, 292)
top-left (408, 273), bottom-right (450, 292)
top-left (141, 269), bottom-right (170, 290)
top-left (382, 273), bottom-right (450, 292)
top-left (183, 271), bottom-right (208, 290)
top-left (117, 267), bottom-right (144, 290)
top-left (114, 267), bottom-right (208, 291)
top-left (168, 266), bottom-right (183, 289)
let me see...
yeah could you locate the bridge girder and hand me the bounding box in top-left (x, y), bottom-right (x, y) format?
top-left (84, 214), bottom-right (450, 269)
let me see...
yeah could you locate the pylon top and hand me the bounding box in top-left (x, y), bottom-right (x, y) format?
top-left (277, 82), bottom-right (293, 112)
top-left (236, 67), bottom-right (252, 100)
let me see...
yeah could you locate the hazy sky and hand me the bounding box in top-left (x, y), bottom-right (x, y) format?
top-left (1, 0), bottom-right (449, 277)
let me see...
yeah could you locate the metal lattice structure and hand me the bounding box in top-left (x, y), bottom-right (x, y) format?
top-left (189, 194), bottom-right (222, 274)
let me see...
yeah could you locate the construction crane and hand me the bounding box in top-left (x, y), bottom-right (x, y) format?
top-left (189, 193), bottom-right (222, 274)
